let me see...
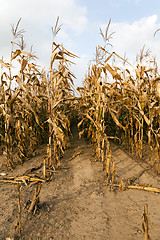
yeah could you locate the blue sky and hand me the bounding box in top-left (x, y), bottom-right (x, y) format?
top-left (0, 0), bottom-right (160, 87)
top-left (82, 0), bottom-right (159, 23)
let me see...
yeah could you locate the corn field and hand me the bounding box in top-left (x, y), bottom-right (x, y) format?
top-left (0, 18), bottom-right (160, 239)
top-left (0, 18), bottom-right (159, 183)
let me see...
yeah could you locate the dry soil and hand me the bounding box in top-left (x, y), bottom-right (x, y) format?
top-left (0, 125), bottom-right (160, 240)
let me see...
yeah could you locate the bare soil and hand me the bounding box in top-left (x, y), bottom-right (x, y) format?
top-left (0, 125), bottom-right (160, 240)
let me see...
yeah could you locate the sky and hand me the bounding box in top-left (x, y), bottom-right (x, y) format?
top-left (1, 0), bottom-right (160, 87)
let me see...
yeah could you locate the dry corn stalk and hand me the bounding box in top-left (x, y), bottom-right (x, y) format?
top-left (142, 204), bottom-right (152, 240)
top-left (28, 182), bottom-right (42, 214)
top-left (119, 179), bottom-right (125, 191)
top-left (127, 185), bottom-right (160, 193)
top-left (15, 183), bottom-right (22, 237)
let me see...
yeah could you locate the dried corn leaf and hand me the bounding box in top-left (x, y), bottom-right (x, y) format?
top-left (17, 96), bottom-right (40, 125)
top-left (21, 50), bottom-right (37, 59)
top-left (109, 109), bottom-right (125, 130)
top-left (105, 63), bottom-right (122, 80)
top-left (11, 49), bottom-right (21, 60)
top-left (21, 58), bottom-right (28, 72)
top-left (137, 100), bottom-right (151, 126)
top-left (9, 89), bottom-right (20, 105)
top-left (104, 52), bottom-right (114, 63)
top-left (70, 151), bottom-right (84, 160)
top-left (77, 119), bottom-right (84, 128)
top-left (85, 113), bottom-right (99, 130)
top-left (0, 59), bottom-right (10, 69)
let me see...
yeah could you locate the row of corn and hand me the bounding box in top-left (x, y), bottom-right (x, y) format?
top-left (77, 21), bottom-right (160, 176)
top-left (0, 18), bottom-right (76, 171)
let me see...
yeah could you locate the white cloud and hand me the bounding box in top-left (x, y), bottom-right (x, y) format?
top-left (100, 15), bottom-right (160, 63)
top-left (72, 54), bottom-right (90, 87)
top-left (0, 0), bottom-right (88, 33)
top-left (0, 0), bottom-right (88, 60)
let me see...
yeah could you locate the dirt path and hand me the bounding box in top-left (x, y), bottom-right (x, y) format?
top-left (0, 126), bottom-right (160, 239)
